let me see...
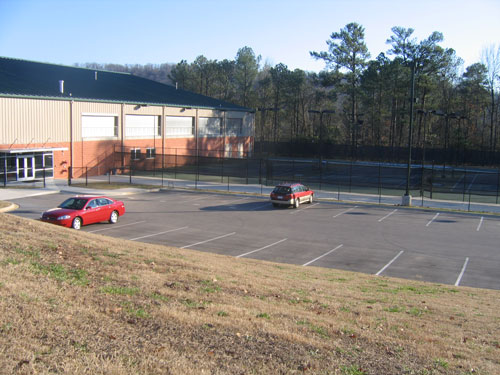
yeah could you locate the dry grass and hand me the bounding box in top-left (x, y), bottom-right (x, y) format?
top-left (0, 213), bottom-right (499, 375)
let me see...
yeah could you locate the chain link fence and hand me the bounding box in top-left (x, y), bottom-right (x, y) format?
top-left (69, 152), bottom-right (500, 206)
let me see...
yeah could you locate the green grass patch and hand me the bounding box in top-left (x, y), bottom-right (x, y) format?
top-left (100, 285), bottom-right (140, 296)
top-left (31, 262), bottom-right (89, 286)
top-left (256, 312), bottom-right (270, 319)
top-left (341, 364), bottom-right (365, 375)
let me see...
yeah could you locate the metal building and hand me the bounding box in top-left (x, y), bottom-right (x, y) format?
top-left (0, 57), bottom-right (255, 184)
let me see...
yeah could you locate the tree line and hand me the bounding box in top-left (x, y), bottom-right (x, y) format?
top-left (80, 23), bottom-right (500, 164)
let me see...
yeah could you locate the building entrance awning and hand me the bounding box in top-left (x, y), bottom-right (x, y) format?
top-left (0, 147), bottom-right (68, 154)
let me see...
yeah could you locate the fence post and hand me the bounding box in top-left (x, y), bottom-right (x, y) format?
top-left (462, 167), bottom-right (467, 202)
top-left (174, 151), bottom-right (177, 180)
top-left (195, 153), bottom-right (199, 189)
top-left (496, 168), bottom-right (500, 204)
top-left (430, 161), bottom-right (434, 199)
top-left (68, 166), bottom-right (72, 186)
top-left (43, 167), bottom-right (46, 188)
top-left (259, 158), bottom-right (262, 185)
top-left (349, 160), bottom-right (353, 193)
top-left (3, 156), bottom-right (6, 187)
top-left (221, 155), bottom-right (224, 183)
top-left (85, 166), bottom-right (88, 186)
top-left (319, 159), bottom-right (323, 191)
top-left (246, 155), bottom-right (249, 185)
top-left (420, 162), bottom-right (425, 198)
top-left (378, 163), bottom-right (382, 204)
top-left (129, 162), bottom-right (132, 184)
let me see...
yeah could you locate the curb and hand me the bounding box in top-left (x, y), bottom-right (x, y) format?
top-left (0, 203), bottom-right (19, 213)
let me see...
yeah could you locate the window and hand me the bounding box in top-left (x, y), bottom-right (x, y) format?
top-left (226, 118), bottom-right (243, 136)
top-left (97, 198), bottom-right (112, 206)
top-left (165, 116), bottom-right (194, 137)
top-left (131, 148), bottom-right (141, 160)
top-left (198, 117), bottom-right (222, 137)
top-left (82, 115), bottom-right (118, 138)
top-left (146, 148), bottom-right (156, 159)
top-left (125, 115), bottom-right (161, 137)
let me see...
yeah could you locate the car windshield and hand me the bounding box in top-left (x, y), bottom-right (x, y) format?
top-left (273, 186), bottom-right (292, 194)
top-left (58, 198), bottom-right (88, 210)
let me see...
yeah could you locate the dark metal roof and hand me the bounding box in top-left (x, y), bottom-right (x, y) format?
top-left (0, 57), bottom-right (250, 111)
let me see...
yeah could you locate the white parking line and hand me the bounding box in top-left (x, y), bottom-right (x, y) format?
top-left (129, 226), bottom-right (189, 241)
top-left (181, 232), bottom-right (236, 249)
top-left (455, 257), bottom-right (470, 286)
top-left (476, 217), bottom-right (484, 231)
top-left (375, 250), bottom-right (404, 276)
top-left (333, 206), bottom-right (358, 218)
top-left (236, 238), bottom-right (287, 258)
top-left (378, 209), bottom-right (398, 222)
top-left (290, 203), bottom-right (320, 214)
top-left (426, 213), bottom-right (440, 227)
top-left (88, 221), bottom-right (146, 233)
top-left (302, 244), bottom-right (343, 266)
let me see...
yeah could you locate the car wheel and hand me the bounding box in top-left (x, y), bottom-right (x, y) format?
top-left (109, 210), bottom-right (119, 224)
top-left (309, 194), bottom-right (313, 204)
top-left (294, 197), bottom-right (300, 208)
top-left (72, 217), bottom-right (82, 230)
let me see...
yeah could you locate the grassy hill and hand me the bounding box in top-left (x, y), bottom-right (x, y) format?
top-left (0, 212), bottom-right (499, 374)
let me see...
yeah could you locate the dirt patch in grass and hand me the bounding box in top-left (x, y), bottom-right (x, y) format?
top-left (0, 213), bottom-right (499, 374)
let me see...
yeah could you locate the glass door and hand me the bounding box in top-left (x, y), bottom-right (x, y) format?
top-left (17, 155), bottom-right (35, 181)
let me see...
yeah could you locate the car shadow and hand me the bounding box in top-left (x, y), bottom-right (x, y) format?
top-left (201, 201), bottom-right (276, 212)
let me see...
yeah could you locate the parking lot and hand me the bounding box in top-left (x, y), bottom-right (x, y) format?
top-left (10, 189), bottom-right (500, 290)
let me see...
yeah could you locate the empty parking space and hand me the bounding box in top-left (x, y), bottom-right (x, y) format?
top-left (9, 189), bottom-right (500, 290)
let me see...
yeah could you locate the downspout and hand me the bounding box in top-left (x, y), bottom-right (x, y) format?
top-left (121, 103), bottom-right (125, 168)
top-left (162, 106), bottom-right (165, 170)
top-left (69, 100), bottom-right (73, 183)
top-left (195, 108), bottom-right (199, 158)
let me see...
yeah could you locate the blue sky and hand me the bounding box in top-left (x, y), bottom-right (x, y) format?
top-left (1, 0), bottom-right (499, 73)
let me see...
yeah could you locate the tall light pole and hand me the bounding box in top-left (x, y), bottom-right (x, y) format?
top-left (403, 62), bottom-right (416, 206)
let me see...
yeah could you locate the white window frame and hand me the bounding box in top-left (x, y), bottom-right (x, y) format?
top-left (82, 114), bottom-right (118, 139)
top-left (146, 148), bottom-right (156, 159)
top-left (125, 115), bottom-right (161, 138)
top-left (131, 148), bottom-right (141, 161)
top-left (165, 116), bottom-right (195, 137)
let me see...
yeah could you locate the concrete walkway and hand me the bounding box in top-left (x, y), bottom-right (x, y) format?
top-left (1, 176), bottom-right (500, 215)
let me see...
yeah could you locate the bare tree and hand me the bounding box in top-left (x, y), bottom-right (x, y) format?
top-left (481, 44), bottom-right (500, 153)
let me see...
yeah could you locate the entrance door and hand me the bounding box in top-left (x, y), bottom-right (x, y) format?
top-left (17, 156), bottom-right (35, 181)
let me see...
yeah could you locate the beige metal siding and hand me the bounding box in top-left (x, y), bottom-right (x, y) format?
top-left (72, 102), bottom-right (122, 141)
top-left (0, 97), bottom-right (69, 144)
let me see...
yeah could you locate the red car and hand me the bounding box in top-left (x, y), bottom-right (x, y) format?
top-left (41, 195), bottom-right (126, 230)
top-left (270, 183), bottom-right (314, 208)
